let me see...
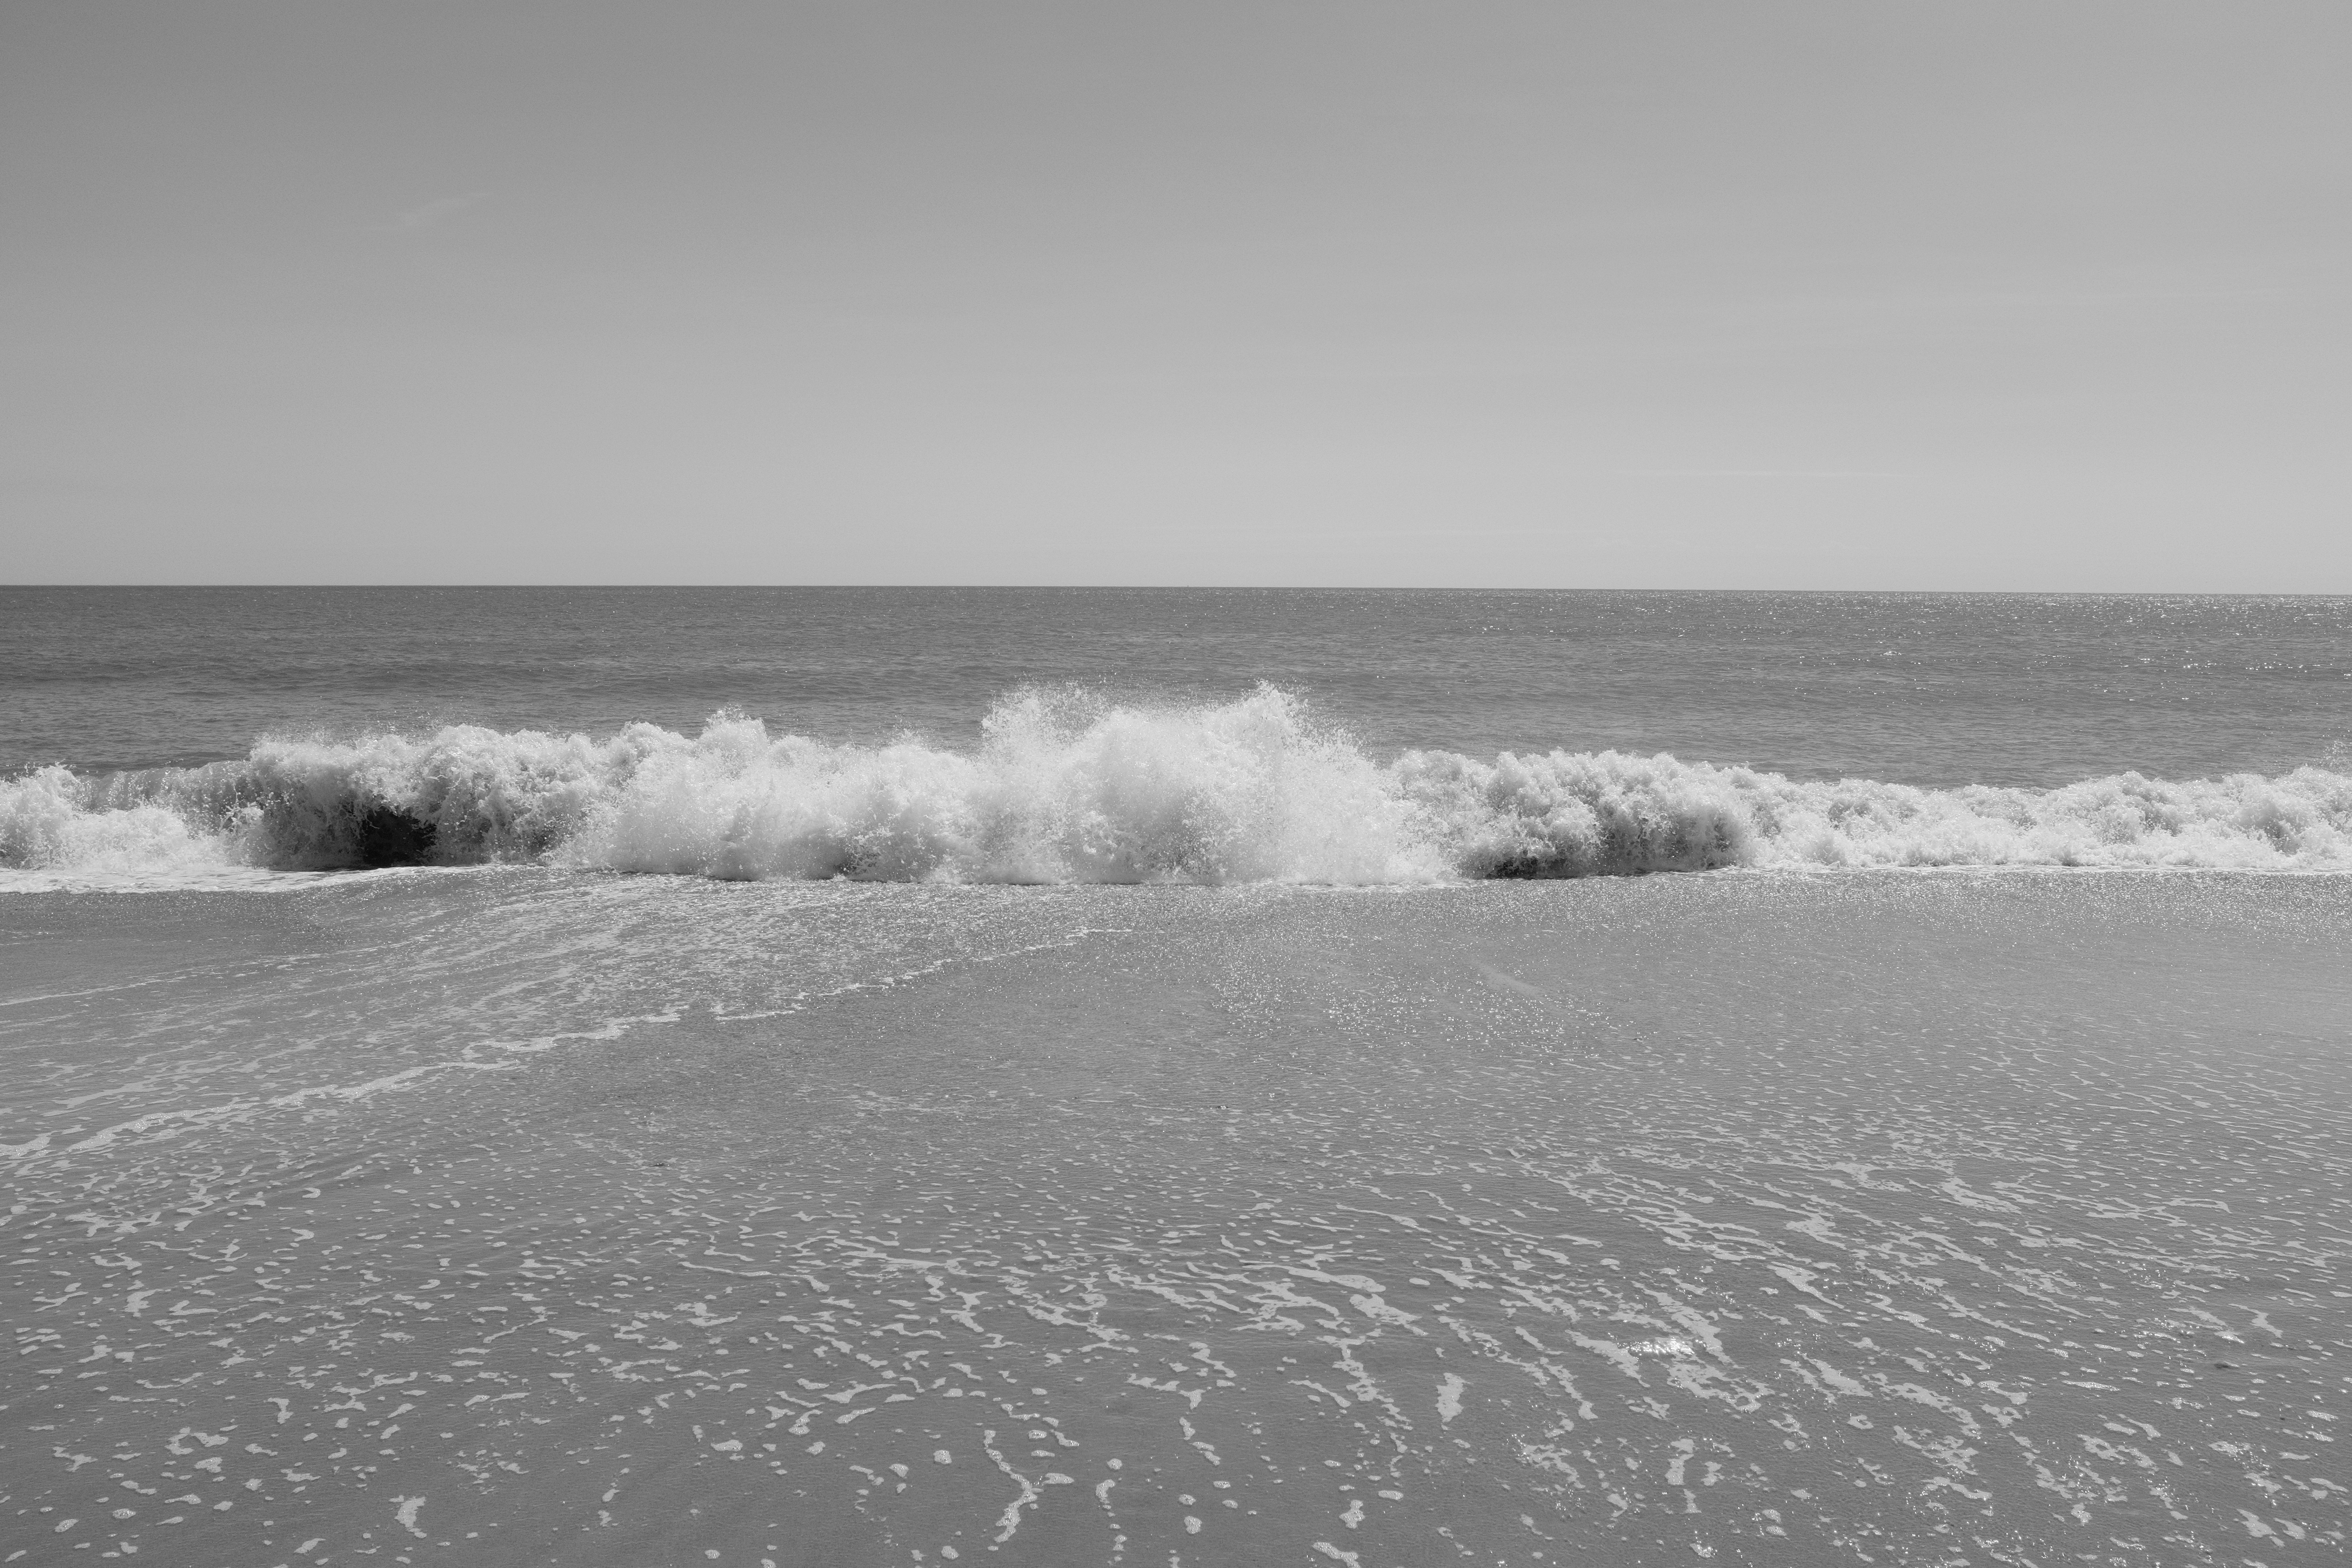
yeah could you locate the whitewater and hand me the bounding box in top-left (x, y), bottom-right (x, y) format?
top-left (7, 684), bottom-right (2348, 887)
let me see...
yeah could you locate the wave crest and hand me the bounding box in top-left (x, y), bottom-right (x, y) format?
top-left (6, 686), bottom-right (2348, 886)
top-left (575, 687), bottom-right (1435, 883)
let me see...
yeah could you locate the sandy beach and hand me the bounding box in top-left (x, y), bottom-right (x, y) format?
top-left (7, 870), bottom-right (2347, 1564)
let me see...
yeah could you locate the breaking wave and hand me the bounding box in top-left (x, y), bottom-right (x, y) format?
top-left (5, 686), bottom-right (2349, 888)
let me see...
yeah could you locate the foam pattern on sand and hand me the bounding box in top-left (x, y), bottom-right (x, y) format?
top-left (6, 686), bottom-right (2349, 886)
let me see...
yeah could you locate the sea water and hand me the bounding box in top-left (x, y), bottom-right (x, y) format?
top-left (2, 590), bottom-right (2348, 1566)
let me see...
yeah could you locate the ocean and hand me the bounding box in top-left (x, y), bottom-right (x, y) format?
top-left (3, 588), bottom-right (2349, 1566)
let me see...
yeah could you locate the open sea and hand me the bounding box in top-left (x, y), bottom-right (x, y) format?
top-left (4, 587), bottom-right (2350, 1567)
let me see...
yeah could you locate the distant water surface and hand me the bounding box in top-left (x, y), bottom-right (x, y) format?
top-left (5, 586), bottom-right (2347, 783)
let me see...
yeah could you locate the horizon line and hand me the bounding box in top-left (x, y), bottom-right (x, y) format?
top-left (3, 583), bottom-right (2347, 599)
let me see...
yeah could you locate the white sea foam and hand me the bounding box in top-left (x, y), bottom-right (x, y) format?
top-left (5, 686), bottom-right (2348, 887)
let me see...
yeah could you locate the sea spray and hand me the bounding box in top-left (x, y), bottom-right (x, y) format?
top-left (569, 687), bottom-right (1439, 884)
top-left (5, 685), bottom-right (2349, 885)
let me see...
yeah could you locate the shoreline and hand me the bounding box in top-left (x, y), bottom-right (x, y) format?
top-left (6, 873), bottom-right (2347, 1562)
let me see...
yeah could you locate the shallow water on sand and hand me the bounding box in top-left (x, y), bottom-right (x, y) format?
top-left (5, 872), bottom-right (2349, 1566)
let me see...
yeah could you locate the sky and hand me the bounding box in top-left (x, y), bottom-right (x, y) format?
top-left (4, 1), bottom-right (2348, 588)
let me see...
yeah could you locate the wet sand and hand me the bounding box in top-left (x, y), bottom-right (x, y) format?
top-left (5, 873), bottom-right (2350, 1565)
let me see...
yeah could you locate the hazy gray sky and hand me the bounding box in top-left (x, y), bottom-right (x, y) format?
top-left (5, 2), bottom-right (2347, 587)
